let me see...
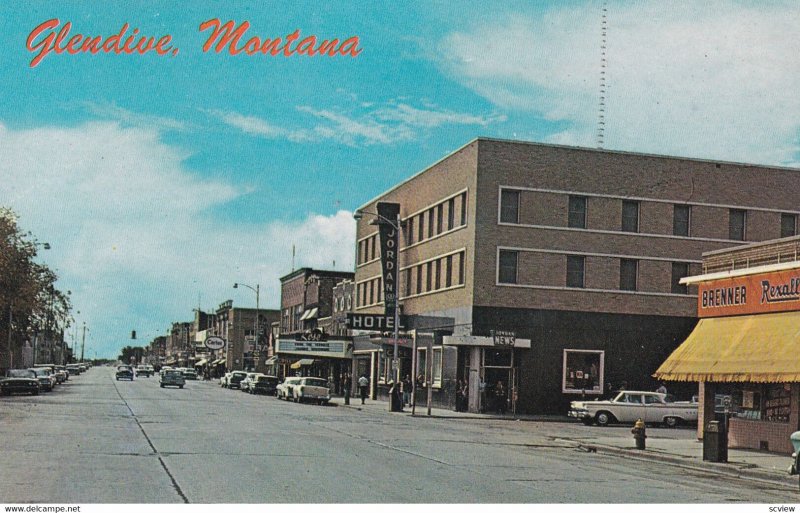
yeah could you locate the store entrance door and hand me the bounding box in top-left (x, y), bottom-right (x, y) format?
top-left (482, 347), bottom-right (515, 414)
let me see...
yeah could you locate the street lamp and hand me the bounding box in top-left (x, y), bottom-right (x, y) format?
top-left (352, 208), bottom-right (404, 390)
top-left (233, 282), bottom-right (259, 371)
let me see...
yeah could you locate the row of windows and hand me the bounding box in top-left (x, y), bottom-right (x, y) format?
top-left (500, 190), bottom-right (799, 241)
top-left (498, 249), bottom-right (692, 294)
top-left (356, 251), bottom-right (468, 307)
top-left (357, 193), bottom-right (469, 266)
top-left (404, 251), bottom-right (466, 297)
top-left (406, 193), bottom-right (467, 246)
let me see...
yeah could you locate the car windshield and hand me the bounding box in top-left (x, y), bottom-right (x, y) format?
top-left (8, 369), bottom-right (35, 378)
top-left (257, 376), bottom-right (277, 383)
top-left (303, 378), bottom-right (327, 387)
top-left (32, 369), bottom-right (50, 376)
top-left (118, 366), bottom-right (131, 371)
top-left (164, 371), bottom-right (182, 377)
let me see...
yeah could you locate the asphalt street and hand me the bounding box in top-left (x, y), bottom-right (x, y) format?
top-left (0, 366), bottom-right (796, 503)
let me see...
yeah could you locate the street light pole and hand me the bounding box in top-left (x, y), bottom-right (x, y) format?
top-left (233, 282), bottom-right (259, 372)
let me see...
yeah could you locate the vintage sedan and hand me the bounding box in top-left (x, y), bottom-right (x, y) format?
top-left (160, 369), bottom-right (185, 389)
top-left (569, 390), bottom-right (698, 427)
top-left (227, 371), bottom-right (248, 390)
top-left (250, 375), bottom-right (279, 395)
top-left (240, 373), bottom-right (261, 392)
top-left (1, 369), bottom-right (40, 396)
top-left (292, 377), bottom-right (331, 405)
top-left (276, 377), bottom-right (302, 400)
top-left (115, 365), bottom-right (135, 381)
top-left (30, 368), bottom-right (56, 392)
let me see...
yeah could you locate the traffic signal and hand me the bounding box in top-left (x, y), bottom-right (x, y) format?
top-left (131, 330), bottom-right (137, 339)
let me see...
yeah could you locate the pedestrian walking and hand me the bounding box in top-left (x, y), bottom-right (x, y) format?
top-left (358, 374), bottom-right (369, 404)
top-left (402, 375), bottom-right (411, 407)
top-left (495, 380), bottom-right (507, 414)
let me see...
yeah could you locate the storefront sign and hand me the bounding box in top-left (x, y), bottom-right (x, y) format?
top-left (491, 330), bottom-right (516, 347)
top-left (204, 336), bottom-right (225, 350)
top-left (345, 313), bottom-right (406, 330)
top-left (377, 201), bottom-right (400, 316)
top-left (277, 338), bottom-right (353, 358)
top-left (443, 335), bottom-right (531, 349)
top-left (698, 268), bottom-right (800, 317)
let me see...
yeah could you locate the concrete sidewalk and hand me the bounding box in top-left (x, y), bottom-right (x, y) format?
top-left (330, 396), bottom-right (799, 488)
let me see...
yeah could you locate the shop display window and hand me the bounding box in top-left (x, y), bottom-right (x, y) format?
top-left (734, 384), bottom-right (790, 422)
top-left (562, 349), bottom-right (604, 394)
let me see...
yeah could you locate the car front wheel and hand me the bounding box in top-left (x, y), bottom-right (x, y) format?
top-left (596, 411), bottom-right (614, 426)
top-left (664, 416), bottom-right (679, 428)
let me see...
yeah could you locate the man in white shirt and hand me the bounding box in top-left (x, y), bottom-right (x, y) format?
top-left (358, 375), bottom-right (369, 404)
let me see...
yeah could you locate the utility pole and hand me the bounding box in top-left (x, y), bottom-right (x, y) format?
top-left (81, 322), bottom-right (86, 362)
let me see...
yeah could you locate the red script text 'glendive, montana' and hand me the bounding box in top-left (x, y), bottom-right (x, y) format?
top-left (25, 18), bottom-right (362, 68)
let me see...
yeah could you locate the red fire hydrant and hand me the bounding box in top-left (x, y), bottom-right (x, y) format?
top-left (631, 418), bottom-right (646, 450)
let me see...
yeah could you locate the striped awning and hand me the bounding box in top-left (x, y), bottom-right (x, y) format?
top-left (654, 311), bottom-right (800, 383)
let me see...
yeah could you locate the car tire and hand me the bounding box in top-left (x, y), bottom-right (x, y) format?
top-left (179, 385), bottom-right (183, 389)
top-left (160, 383), bottom-right (164, 388)
top-left (664, 416), bottom-right (679, 428)
top-left (32, 390), bottom-right (39, 396)
top-left (294, 394), bottom-right (300, 403)
top-left (581, 418), bottom-right (594, 426)
top-left (596, 411), bottom-right (614, 426)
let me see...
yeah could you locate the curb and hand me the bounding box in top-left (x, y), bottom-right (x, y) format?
top-left (569, 440), bottom-right (797, 489)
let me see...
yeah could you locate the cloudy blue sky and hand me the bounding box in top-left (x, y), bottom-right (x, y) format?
top-left (1, 1), bottom-right (798, 358)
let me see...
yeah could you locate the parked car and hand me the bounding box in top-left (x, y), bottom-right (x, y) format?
top-left (292, 377), bottom-right (331, 405)
top-left (30, 368), bottom-right (56, 392)
top-left (160, 369), bottom-right (185, 389)
top-left (220, 372), bottom-right (232, 387)
top-left (115, 365), bottom-right (135, 381)
top-left (180, 368), bottom-right (198, 380)
top-left (56, 365), bottom-right (69, 380)
top-left (276, 377), bottom-right (302, 400)
top-left (1, 369), bottom-right (40, 396)
top-left (227, 371), bottom-right (248, 390)
top-left (136, 365), bottom-right (153, 377)
top-left (240, 373), bottom-right (261, 392)
top-left (250, 375), bottom-right (279, 395)
top-left (34, 365), bottom-right (63, 385)
top-left (53, 366), bottom-right (68, 383)
top-left (569, 390), bottom-right (698, 427)
top-left (66, 364), bottom-right (82, 375)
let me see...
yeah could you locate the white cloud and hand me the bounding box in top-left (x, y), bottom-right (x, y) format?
top-left (81, 101), bottom-right (188, 132)
top-left (439, 2), bottom-right (800, 166)
top-left (0, 121), bottom-right (355, 357)
top-left (209, 100), bottom-right (505, 146)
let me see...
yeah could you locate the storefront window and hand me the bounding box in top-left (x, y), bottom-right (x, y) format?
top-left (737, 384), bottom-right (790, 422)
top-left (432, 347), bottom-right (442, 387)
top-left (562, 349), bottom-right (604, 394)
top-left (416, 347), bottom-right (442, 387)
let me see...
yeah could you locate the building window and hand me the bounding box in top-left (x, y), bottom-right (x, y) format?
top-left (458, 252), bottom-right (465, 285)
top-left (621, 200), bottom-right (639, 233)
top-left (619, 259), bottom-right (638, 291)
top-left (498, 250), bottom-right (518, 284)
top-left (406, 216), bottom-right (415, 245)
top-left (404, 269), bottom-right (411, 298)
top-left (729, 209), bottom-right (746, 241)
top-left (446, 255), bottom-right (453, 288)
top-left (460, 193), bottom-right (467, 226)
top-left (566, 255), bottom-right (585, 288)
top-left (673, 204), bottom-right (691, 237)
top-left (500, 189), bottom-right (520, 224)
top-left (781, 213), bottom-right (797, 238)
top-left (568, 196), bottom-right (587, 229)
top-left (369, 280), bottom-right (374, 304)
top-left (671, 262), bottom-right (689, 294)
top-left (562, 349), bottom-right (604, 395)
top-left (416, 266), bottom-right (422, 295)
top-left (417, 214), bottom-right (424, 242)
top-left (435, 259), bottom-right (442, 289)
top-left (447, 198), bottom-right (455, 230)
top-left (427, 209), bottom-right (434, 239)
top-left (370, 235), bottom-right (377, 260)
top-left (426, 261), bottom-right (433, 291)
top-left (436, 204), bottom-right (444, 235)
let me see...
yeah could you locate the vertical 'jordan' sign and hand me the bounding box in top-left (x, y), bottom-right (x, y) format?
top-left (376, 202), bottom-right (400, 317)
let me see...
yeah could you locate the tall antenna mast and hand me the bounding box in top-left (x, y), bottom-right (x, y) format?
top-left (597, 0), bottom-right (608, 148)
top-left (292, 244), bottom-right (296, 271)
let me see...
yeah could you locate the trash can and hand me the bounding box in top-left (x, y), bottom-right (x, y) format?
top-left (703, 420), bottom-right (728, 463)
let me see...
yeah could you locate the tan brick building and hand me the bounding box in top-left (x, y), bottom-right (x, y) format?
top-left (354, 138), bottom-right (800, 414)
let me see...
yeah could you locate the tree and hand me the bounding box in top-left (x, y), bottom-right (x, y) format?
top-left (0, 207), bottom-right (72, 369)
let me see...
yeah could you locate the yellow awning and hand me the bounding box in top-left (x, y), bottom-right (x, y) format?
top-left (290, 358), bottom-right (315, 369)
top-left (654, 311), bottom-right (800, 383)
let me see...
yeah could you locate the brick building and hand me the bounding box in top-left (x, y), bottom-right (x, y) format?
top-left (353, 138), bottom-right (800, 414)
top-left (276, 268), bottom-right (354, 387)
top-left (657, 236), bottom-right (800, 453)
top-left (208, 300), bottom-right (279, 372)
